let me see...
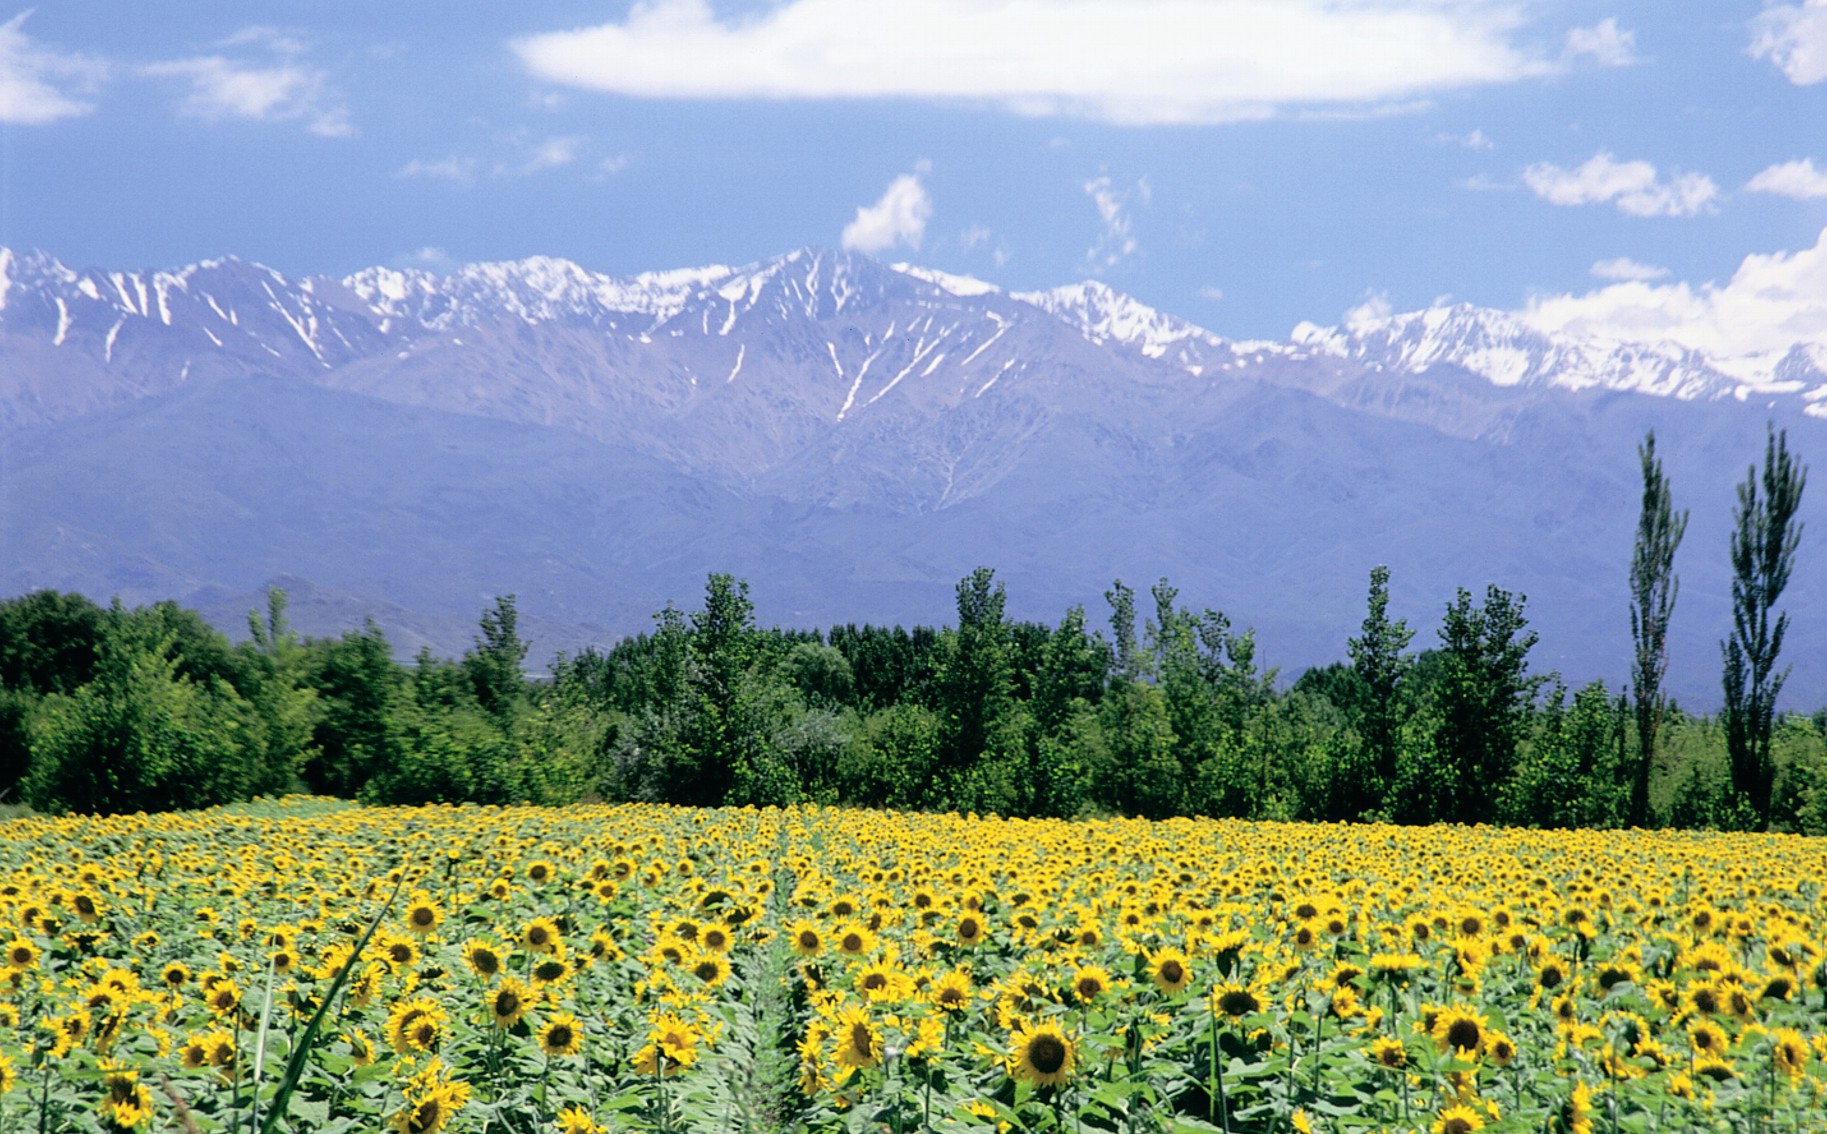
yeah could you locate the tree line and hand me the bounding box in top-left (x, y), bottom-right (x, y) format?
top-left (0, 427), bottom-right (1819, 829)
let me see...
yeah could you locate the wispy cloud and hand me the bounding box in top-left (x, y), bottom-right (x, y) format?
top-left (1522, 152), bottom-right (1718, 217)
top-left (1750, 1), bottom-right (1827, 85)
top-left (1564, 18), bottom-right (1638, 67)
top-left (397, 156), bottom-right (477, 182)
top-left (1433, 128), bottom-right (1495, 150)
top-left (1589, 257), bottom-right (1668, 282)
top-left (1746, 157), bottom-right (1827, 199)
top-left (0, 12), bottom-right (107, 125)
top-left (841, 166), bottom-right (934, 254)
top-left (1083, 175), bottom-right (1147, 270)
top-left (512, 0), bottom-right (1554, 127)
top-left (144, 27), bottom-right (352, 136)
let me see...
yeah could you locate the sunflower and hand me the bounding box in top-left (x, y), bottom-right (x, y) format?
top-left (931, 969), bottom-right (974, 1014)
top-left (1369, 953), bottom-right (1421, 988)
top-left (205, 979), bottom-right (241, 1018)
top-left (1431, 1006), bottom-right (1487, 1057)
top-left (555, 1105), bottom-right (608, 1134)
top-left (649, 1013), bottom-right (701, 1067)
top-left (1433, 1104), bottom-right (1485, 1134)
top-left (699, 923), bottom-right (734, 953)
top-left (391, 1059), bottom-right (470, 1134)
top-left (1070, 965), bottom-right (1113, 1004)
top-left (1687, 1018), bottom-right (1727, 1056)
top-left (1537, 958), bottom-right (1568, 990)
top-left (343, 1029), bottom-right (375, 1067)
top-left (463, 938), bottom-right (505, 982)
top-left (402, 893), bottom-right (443, 937)
top-left (1557, 1081), bottom-right (1593, 1134)
top-left (1694, 1056), bottom-right (1736, 1082)
top-left (538, 1012), bottom-right (585, 1058)
top-left (1367, 1036), bottom-right (1408, 1069)
top-left (688, 951), bottom-right (731, 988)
top-left (4, 940), bottom-right (39, 971)
top-left (1009, 1020), bottom-right (1074, 1088)
top-left (97, 1061), bottom-right (152, 1129)
top-left (787, 920), bottom-right (824, 957)
top-left (530, 952), bottom-right (571, 987)
top-left (380, 936), bottom-right (419, 971)
top-left (1486, 1032), bottom-right (1517, 1068)
top-left (1772, 1028), bottom-right (1808, 1080)
top-left (486, 976), bottom-right (533, 1030)
top-left (855, 960), bottom-right (913, 1003)
top-left (834, 922), bottom-right (876, 957)
top-left (386, 996), bottom-right (448, 1054)
top-left (1149, 947), bottom-right (1193, 995)
top-left (955, 912), bottom-right (987, 947)
top-left (832, 1004), bottom-right (882, 1070)
top-left (523, 917), bottom-right (563, 954)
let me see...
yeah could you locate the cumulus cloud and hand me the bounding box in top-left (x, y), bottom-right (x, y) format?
top-left (1750, 1), bottom-right (1827, 85)
top-left (0, 12), bottom-right (107, 124)
top-left (1522, 152), bottom-right (1718, 217)
top-left (1524, 226), bottom-right (1827, 373)
top-left (512, 0), bottom-right (1553, 126)
top-left (841, 170), bottom-right (933, 254)
top-left (145, 28), bottom-right (352, 136)
top-left (1344, 290), bottom-right (1394, 328)
top-left (1565, 18), bottom-right (1638, 66)
top-left (1746, 158), bottom-right (1827, 199)
top-left (1084, 176), bottom-right (1148, 270)
top-left (1589, 257), bottom-right (1668, 282)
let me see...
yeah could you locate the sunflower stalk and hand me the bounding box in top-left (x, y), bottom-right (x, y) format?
top-left (246, 951), bottom-right (279, 1134)
top-left (258, 867), bottom-right (408, 1134)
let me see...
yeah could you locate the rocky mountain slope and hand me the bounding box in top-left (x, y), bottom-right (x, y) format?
top-left (3, 246), bottom-right (1823, 704)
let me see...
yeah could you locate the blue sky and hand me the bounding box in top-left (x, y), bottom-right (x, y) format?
top-left (4, 1), bottom-right (1827, 342)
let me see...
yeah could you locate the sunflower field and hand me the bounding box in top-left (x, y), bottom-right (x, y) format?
top-left (3, 796), bottom-right (1827, 1133)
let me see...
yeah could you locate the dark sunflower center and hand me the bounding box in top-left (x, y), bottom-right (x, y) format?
top-left (1443, 1117), bottom-right (1474, 1134)
top-left (1445, 1019), bottom-right (1481, 1051)
top-left (1218, 989), bottom-right (1257, 1016)
top-left (849, 1022), bottom-right (874, 1057)
top-left (475, 952), bottom-right (500, 975)
top-left (1159, 960), bottom-right (1185, 985)
top-left (960, 919), bottom-right (980, 938)
top-left (798, 930), bottom-right (819, 949)
top-left (1539, 966), bottom-right (1563, 989)
top-left (496, 991), bottom-right (520, 1016)
top-left (408, 1099), bottom-right (442, 1134)
top-left (695, 960), bottom-right (720, 982)
top-left (411, 908), bottom-right (433, 926)
top-left (1693, 988), bottom-right (1719, 1013)
top-left (1077, 977), bottom-right (1102, 998)
top-left (862, 972), bottom-right (887, 990)
top-left (1029, 1034), bottom-right (1067, 1075)
top-left (842, 933), bottom-right (864, 952)
top-left (535, 960), bottom-right (565, 981)
top-left (549, 1025), bottom-right (573, 1047)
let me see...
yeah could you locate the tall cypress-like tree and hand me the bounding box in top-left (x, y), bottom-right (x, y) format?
top-left (1435, 585), bottom-right (1538, 823)
top-left (1348, 565), bottom-right (1414, 808)
top-left (1628, 432), bottom-right (1687, 828)
top-left (1722, 424), bottom-right (1807, 827)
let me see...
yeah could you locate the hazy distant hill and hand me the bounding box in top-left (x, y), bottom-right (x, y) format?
top-left (3, 246), bottom-right (1823, 705)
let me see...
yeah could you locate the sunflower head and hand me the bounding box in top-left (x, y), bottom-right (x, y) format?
top-left (538, 1012), bottom-right (584, 1058)
top-left (1149, 947), bottom-right (1193, 995)
top-left (1010, 1021), bottom-right (1074, 1088)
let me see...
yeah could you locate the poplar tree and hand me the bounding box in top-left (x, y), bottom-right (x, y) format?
top-left (1628, 432), bottom-right (1686, 827)
top-left (1722, 425), bottom-right (1807, 827)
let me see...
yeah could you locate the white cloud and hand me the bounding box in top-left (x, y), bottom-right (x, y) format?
top-left (518, 135), bottom-right (583, 174)
top-left (596, 153), bottom-right (632, 176)
top-left (1746, 158), bottom-right (1827, 199)
top-left (1750, 1), bottom-right (1827, 85)
top-left (396, 156), bottom-right (477, 182)
top-left (1589, 257), bottom-right (1668, 282)
top-left (1525, 225), bottom-right (1827, 373)
top-left (145, 30), bottom-right (351, 136)
top-left (512, 0), bottom-right (1553, 126)
top-left (1198, 285), bottom-right (1226, 302)
top-left (1564, 18), bottom-right (1638, 66)
top-left (1522, 152), bottom-right (1718, 217)
top-left (959, 224), bottom-right (993, 251)
top-left (1344, 290), bottom-right (1394, 327)
top-left (1434, 127), bottom-right (1494, 150)
top-left (0, 12), bottom-right (106, 124)
top-left (1083, 176), bottom-right (1147, 270)
top-left (841, 171), bottom-right (933, 254)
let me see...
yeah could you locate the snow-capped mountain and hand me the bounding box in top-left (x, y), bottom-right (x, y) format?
top-left (3, 244), bottom-right (1825, 704)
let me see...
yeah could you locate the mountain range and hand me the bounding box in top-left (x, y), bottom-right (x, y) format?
top-left (2, 245), bottom-right (1824, 705)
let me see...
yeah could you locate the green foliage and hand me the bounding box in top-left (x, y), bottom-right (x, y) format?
top-left (1630, 431), bottom-right (1687, 827)
top-left (23, 622), bottom-right (279, 814)
top-left (1503, 681), bottom-right (1627, 828)
top-left (1433, 584), bottom-right (1540, 822)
